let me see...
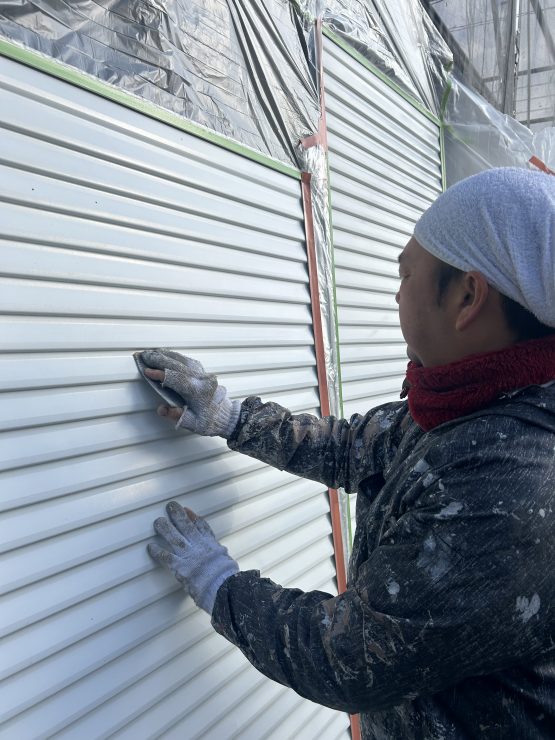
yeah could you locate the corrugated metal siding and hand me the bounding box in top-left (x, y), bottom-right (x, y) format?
top-left (323, 36), bottom-right (443, 539)
top-left (0, 55), bottom-right (350, 739)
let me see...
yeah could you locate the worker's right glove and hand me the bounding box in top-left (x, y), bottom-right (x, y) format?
top-left (137, 349), bottom-right (241, 438)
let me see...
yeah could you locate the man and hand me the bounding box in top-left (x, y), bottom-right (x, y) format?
top-left (137, 168), bottom-right (555, 738)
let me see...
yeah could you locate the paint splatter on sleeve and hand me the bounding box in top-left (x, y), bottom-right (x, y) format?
top-left (213, 415), bottom-right (554, 733)
top-left (226, 396), bottom-right (409, 493)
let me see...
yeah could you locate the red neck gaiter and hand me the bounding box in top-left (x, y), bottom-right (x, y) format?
top-left (401, 334), bottom-right (555, 431)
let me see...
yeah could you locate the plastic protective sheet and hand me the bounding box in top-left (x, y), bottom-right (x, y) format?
top-left (423, 0), bottom-right (555, 131)
top-left (442, 75), bottom-right (555, 186)
top-left (0, 0), bottom-right (320, 168)
top-left (301, 142), bottom-right (341, 411)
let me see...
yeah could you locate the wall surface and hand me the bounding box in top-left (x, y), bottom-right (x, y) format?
top-left (324, 34), bottom-right (443, 539)
top-left (0, 54), bottom-right (350, 740)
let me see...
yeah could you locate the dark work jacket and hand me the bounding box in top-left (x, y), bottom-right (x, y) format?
top-left (211, 384), bottom-right (555, 739)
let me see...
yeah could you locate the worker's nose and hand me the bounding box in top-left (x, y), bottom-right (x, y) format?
top-left (395, 290), bottom-right (400, 305)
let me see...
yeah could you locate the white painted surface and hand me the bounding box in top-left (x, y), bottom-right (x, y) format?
top-left (324, 36), bottom-right (443, 541)
top-left (0, 55), bottom-right (350, 740)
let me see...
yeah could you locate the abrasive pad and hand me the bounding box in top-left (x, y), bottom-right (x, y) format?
top-left (133, 351), bottom-right (185, 408)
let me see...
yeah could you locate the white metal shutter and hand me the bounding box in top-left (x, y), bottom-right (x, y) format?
top-left (0, 55), bottom-right (350, 740)
top-left (323, 36), bottom-right (443, 537)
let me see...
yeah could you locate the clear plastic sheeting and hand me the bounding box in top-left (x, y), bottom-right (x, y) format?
top-left (442, 75), bottom-right (555, 186)
top-left (0, 0), bottom-right (320, 168)
top-left (423, 0), bottom-right (555, 131)
top-left (428, 0), bottom-right (555, 186)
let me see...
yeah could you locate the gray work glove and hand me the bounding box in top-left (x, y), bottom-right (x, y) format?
top-left (137, 349), bottom-right (241, 438)
top-left (148, 501), bottom-right (239, 615)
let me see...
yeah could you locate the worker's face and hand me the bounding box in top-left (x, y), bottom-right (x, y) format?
top-left (395, 237), bottom-right (454, 367)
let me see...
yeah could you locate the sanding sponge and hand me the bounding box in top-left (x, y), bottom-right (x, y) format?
top-left (133, 351), bottom-right (185, 408)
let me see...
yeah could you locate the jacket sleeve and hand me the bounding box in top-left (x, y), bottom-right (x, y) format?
top-left (226, 396), bottom-right (409, 493)
top-left (211, 439), bottom-right (553, 714)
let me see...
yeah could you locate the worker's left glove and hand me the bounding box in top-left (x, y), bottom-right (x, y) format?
top-left (148, 501), bottom-right (239, 615)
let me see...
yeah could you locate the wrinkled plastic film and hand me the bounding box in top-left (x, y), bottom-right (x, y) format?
top-left (442, 75), bottom-right (555, 186)
top-left (421, 0), bottom-right (555, 185)
top-left (305, 143), bottom-right (353, 563)
top-left (293, 16), bottom-right (341, 425)
top-left (301, 146), bottom-right (341, 417)
top-left (424, 0), bottom-right (555, 131)
top-left (366, 0), bottom-right (451, 114)
top-left (0, 0), bottom-right (320, 168)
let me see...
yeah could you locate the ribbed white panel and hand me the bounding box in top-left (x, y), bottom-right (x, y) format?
top-left (0, 56), bottom-right (349, 740)
top-left (324, 36), bottom-right (442, 540)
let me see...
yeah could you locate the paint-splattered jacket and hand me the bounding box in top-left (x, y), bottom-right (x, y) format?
top-left (212, 385), bottom-right (555, 739)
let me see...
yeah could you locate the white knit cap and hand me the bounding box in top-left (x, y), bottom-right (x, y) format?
top-left (414, 167), bottom-right (555, 327)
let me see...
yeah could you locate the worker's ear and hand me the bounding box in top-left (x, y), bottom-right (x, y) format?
top-left (454, 271), bottom-right (490, 332)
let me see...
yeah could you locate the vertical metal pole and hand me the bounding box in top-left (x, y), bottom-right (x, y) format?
top-left (490, 0), bottom-right (507, 107)
top-left (529, 0), bottom-right (555, 63)
top-left (503, 0), bottom-right (521, 115)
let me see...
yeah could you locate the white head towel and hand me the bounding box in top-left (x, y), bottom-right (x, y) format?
top-left (414, 167), bottom-right (555, 327)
